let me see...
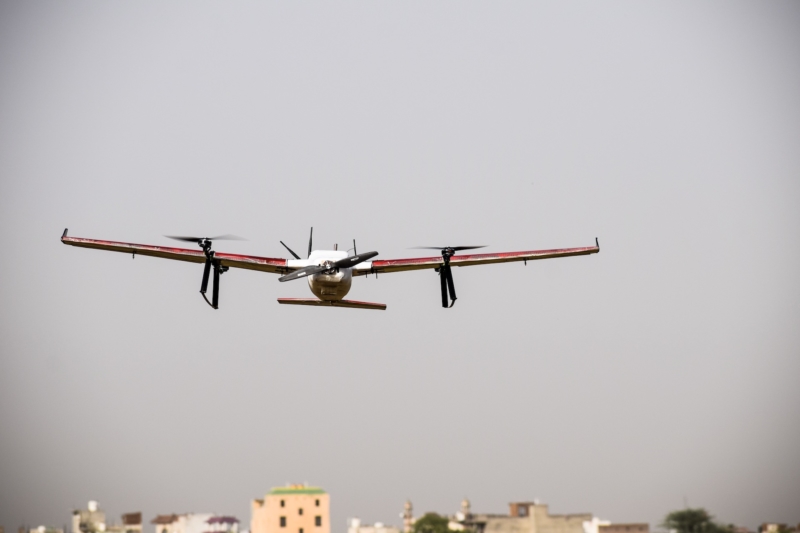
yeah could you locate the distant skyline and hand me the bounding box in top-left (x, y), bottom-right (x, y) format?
top-left (1, 1), bottom-right (798, 531)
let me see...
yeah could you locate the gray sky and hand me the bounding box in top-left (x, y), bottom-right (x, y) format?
top-left (1, 1), bottom-right (798, 531)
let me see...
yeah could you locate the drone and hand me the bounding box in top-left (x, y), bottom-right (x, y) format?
top-left (61, 228), bottom-right (599, 310)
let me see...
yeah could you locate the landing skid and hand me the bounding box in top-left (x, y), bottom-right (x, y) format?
top-left (277, 298), bottom-right (387, 310)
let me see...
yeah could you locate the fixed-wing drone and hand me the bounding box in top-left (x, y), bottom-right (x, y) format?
top-left (61, 228), bottom-right (599, 310)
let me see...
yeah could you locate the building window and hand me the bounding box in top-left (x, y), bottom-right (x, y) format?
top-left (280, 517), bottom-right (286, 528)
top-left (315, 517), bottom-right (322, 527)
top-left (281, 500), bottom-right (285, 507)
top-left (518, 506), bottom-right (528, 517)
top-left (315, 500), bottom-right (320, 507)
top-left (299, 509), bottom-right (303, 516)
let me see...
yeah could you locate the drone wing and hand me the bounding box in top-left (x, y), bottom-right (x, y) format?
top-left (61, 233), bottom-right (288, 274)
top-left (352, 242), bottom-right (599, 276)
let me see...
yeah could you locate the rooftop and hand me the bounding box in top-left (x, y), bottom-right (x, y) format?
top-left (122, 514), bottom-right (142, 526)
top-left (207, 518), bottom-right (239, 525)
top-left (269, 484), bottom-right (326, 495)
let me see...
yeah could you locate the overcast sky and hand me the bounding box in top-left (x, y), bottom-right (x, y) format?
top-left (1, 1), bottom-right (799, 531)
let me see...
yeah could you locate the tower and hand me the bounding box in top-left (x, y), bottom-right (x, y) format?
top-left (402, 501), bottom-right (413, 533)
top-left (460, 499), bottom-right (471, 519)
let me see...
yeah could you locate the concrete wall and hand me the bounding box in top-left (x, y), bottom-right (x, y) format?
top-left (598, 525), bottom-right (648, 533)
top-left (532, 506), bottom-right (592, 533)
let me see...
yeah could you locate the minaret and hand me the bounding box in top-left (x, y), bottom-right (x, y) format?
top-left (461, 498), bottom-right (471, 519)
top-left (403, 500), bottom-right (413, 533)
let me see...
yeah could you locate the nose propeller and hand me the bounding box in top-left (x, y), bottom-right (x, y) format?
top-left (279, 251), bottom-right (379, 282)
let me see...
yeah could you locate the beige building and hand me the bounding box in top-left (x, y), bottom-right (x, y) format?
top-left (122, 514), bottom-right (143, 533)
top-left (251, 484), bottom-right (330, 533)
top-left (73, 501), bottom-right (107, 533)
top-left (73, 501), bottom-right (142, 533)
top-left (462, 501), bottom-right (592, 533)
top-left (108, 513), bottom-right (143, 533)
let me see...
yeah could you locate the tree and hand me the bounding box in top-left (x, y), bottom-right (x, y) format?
top-left (662, 509), bottom-right (729, 533)
top-left (413, 514), bottom-right (451, 533)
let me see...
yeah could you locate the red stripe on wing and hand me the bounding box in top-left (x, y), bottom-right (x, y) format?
top-left (370, 245), bottom-right (599, 273)
top-left (62, 236), bottom-right (287, 274)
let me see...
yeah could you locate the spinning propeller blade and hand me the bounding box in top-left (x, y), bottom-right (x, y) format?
top-left (412, 246), bottom-right (486, 251)
top-left (334, 251), bottom-right (378, 269)
top-left (165, 234), bottom-right (245, 243)
top-left (279, 251), bottom-right (378, 282)
top-left (279, 264), bottom-right (328, 282)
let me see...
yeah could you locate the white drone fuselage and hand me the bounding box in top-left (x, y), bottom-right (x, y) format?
top-left (286, 250), bottom-right (370, 301)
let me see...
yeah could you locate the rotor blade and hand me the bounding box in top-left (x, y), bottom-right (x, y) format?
top-left (308, 227), bottom-right (313, 258)
top-left (165, 235), bottom-right (204, 242)
top-left (200, 257), bottom-right (212, 294)
top-left (280, 241), bottom-right (301, 260)
top-left (440, 267), bottom-right (448, 308)
top-left (208, 234), bottom-right (246, 241)
top-left (411, 246), bottom-right (487, 251)
top-left (333, 251), bottom-right (378, 269)
top-left (450, 246), bottom-right (486, 251)
top-left (445, 265), bottom-right (457, 307)
top-left (165, 234), bottom-right (246, 242)
top-left (279, 264), bottom-right (327, 282)
top-left (212, 261), bottom-right (220, 309)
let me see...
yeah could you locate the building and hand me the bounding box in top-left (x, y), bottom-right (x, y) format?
top-left (461, 501), bottom-right (593, 533)
top-left (452, 500), bottom-right (650, 533)
top-left (760, 525), bottom-right (800, 533)
top-left (583, 517), bottom-right (611, 533)
top-left (29, 527), bottom-right (64, 533)
top-left (120, 514), bottom-right (143, 533)
top-left (251, 484), bottom-right (330, 533)
top-left (152, 517), bottom-right (179, 533)
top-left (73, 501), bottom-right (142, 533)
top-left (206, 518), bottom-right (239, 533)
top-left (347, 518), bottom-right (400, 533)
top-left (598, 525), bottom-right (648, 533)
top-left (150, 515), bottom-right (234, 533)
top-left (107, 513), bottom-right (143, 533)
top-left (73, 502), bottom-right (106, 533)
